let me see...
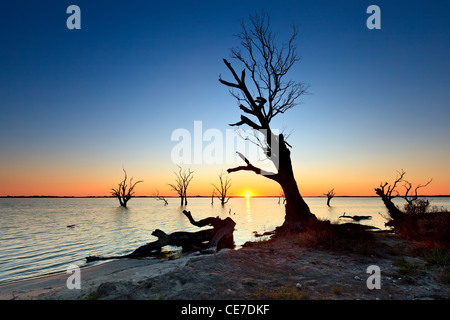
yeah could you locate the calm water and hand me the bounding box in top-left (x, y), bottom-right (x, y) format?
top-left (0, 196), bottom-right (449, 284)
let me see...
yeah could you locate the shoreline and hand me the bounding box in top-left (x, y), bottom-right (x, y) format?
top-left (0, 259), bottom-right (111, 287)
top-left (0, 253), bottom-right (194, 300)
top-left (1, 232), bottom-right (448, 300)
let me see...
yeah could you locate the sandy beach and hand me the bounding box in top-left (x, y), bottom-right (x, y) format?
top-left (0, 231), bottom-right (448, 300)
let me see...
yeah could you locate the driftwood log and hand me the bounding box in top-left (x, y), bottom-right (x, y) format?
top-left (339, 212), bottom-right (372, 222)
top-left (86, 210), bottom-right (235, 262)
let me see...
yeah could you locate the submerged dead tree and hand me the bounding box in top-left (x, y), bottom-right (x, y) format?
top-left (86, 210), bottom-right (235, 262)
top-left (219, 13), bottom-right (316, 230)
top-left (212, 171), bottom-right (232, 206)
top-left (324, 188), bottom-right (335, 206)
top-left (154, 190), bottom-right (168, 206)
top-left (278, 189), bottom-right (286, 204)
top-left (168, 166), bottom-right (194, 206)
top-left (111, 168), bottom-right (143, 208)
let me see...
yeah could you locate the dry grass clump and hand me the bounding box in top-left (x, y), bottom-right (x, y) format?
top-left (274, 218), bottom-right (375, 255)
top-left (393, 210), bottom-right (450, 248)
top-left (392, 204), bottom-right (450, 285)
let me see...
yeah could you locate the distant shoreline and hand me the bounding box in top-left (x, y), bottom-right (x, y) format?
top-left (1, 195), bottom-right (450, 198)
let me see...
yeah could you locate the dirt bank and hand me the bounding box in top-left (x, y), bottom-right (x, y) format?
top-left (2, 232), bottom-right (443, 300)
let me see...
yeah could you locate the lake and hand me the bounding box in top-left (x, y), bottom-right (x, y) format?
top-left (0, 196), bottom-right (449, 284)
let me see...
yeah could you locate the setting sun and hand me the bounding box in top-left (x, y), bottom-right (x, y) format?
top-left (245, 193), bottom-right (251, 198)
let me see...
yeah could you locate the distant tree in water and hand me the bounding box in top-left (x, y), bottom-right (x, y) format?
top-left (111, 168), bottom-right (143, 208)
top-left (154, 190), bottom-right (168, 206)
top-left (219, 12), bottom-right (316, 231)
top-left (324, 188), bottom-right (335, 206)
top-left (278, 189), bottom-right (286, 204)
top-left (212, 171), bottom-right (232, 206)
top-left (169, 166), bottom-right (194, 206)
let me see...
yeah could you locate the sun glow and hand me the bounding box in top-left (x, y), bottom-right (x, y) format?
top-left (245, 193), bottom-right (251, 198)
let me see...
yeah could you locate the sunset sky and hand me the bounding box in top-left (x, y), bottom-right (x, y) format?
top-left (0, 0), bottom-right (449, 197)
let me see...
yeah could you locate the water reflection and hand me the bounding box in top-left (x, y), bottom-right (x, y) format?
top-left (324, 205), bottom-right (339, 222)
top-left (112, 206), bottom-right (130, 214)
top-left (246, 197), bottom-right (252, 223)
top-left (1, 196), bottom-right (448, 283)
top-left (327, 205), bottom-right (336, 213)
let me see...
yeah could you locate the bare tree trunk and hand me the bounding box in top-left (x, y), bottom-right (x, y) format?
top-left (375, 171), bottom-right (434, 239)
top-left (169, 166), bottom-right (193, 207)
top-left (374, 170), bottom-right (407, 223)
top-left (228, 137), bottom-right (315, 231)
top-left (277, 148), bottom-right (314, 230)
top-left (324, 188), bottom-right (335, 207)
top-left (212, 171), bottom-right (231, 206)
top-left (375, 190), bottom-right (404, 221)
top-left (111, 168), bottom-right (143, 208)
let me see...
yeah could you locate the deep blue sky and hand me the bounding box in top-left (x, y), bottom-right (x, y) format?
top-left (0, 0), bottom-right (449, 196)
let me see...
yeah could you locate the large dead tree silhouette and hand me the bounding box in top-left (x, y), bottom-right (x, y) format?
top-left (169, 166), bottom-right (194, 206)
top-left (212, 171), bottom-right (232, 206)
top-left (111, 168), bottom-right (143, 208)
top-left (375, 171), bottom-right (450, 244)
top-left (375, 170), bottom-right (407, 222)
top-left (375, 170), bottom-right (433, 223)
top-left (219, 13), bottom-right (316, 230)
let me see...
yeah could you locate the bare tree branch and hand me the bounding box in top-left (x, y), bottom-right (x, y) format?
top-left (226, 13), bottom-right (308, 125)
top-left (403, 178), bottom-right (433, 205)
top-left (227, 152), bottom-right (279, 182)
top-left (169, 166), bottom-right (194, 206)
top-left (154, 190), bottom-right (168, 206)
top-left (212, 171), bottom-right (232, 205)
top-left (324, 188), bottom-right (335, 206)
top-left (375, 170), bottom-right (433, 223)
top-left (111, 168), bottom-right (143, 207)
top-left (376, 169), bottom-right (406, 200)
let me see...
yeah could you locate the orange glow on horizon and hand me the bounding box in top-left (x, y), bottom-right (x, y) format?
top-left (1, 164), bottom-right (450, 197)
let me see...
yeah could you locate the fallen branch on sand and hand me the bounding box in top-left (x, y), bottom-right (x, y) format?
top-left (86, 210), bottom-right (235, 262)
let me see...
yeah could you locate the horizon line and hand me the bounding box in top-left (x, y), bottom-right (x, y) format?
top-left (2, 195), bottom-right (450, 198)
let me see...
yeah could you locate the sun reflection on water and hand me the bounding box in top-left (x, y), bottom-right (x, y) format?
top-left (1, 196), bottom-right (438, 283)
top-left (246, 196), bottom-right (252, 223)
